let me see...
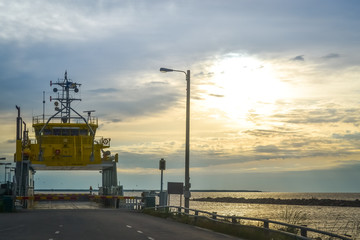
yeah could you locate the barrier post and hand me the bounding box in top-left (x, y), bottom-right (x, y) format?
top-left (264, 220), bottom-right (269, 229)
top-left (300, 226), bottom-right (308, 237)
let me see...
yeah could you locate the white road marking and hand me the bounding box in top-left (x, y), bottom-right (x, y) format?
top-left (126, 225), bottom-right (132, 228)
top-left (148, 237), bottom-right (155, 240)
top-left (137, 230), bottom-right (143, 234)
top-left (55, 231), bottom-right (60, 234)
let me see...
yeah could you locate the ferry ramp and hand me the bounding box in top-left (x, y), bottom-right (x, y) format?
top-left (31, 200), bottom-right (101, 209)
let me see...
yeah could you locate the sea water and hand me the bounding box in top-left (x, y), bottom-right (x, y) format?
top-left (140, 191), bottom-right (360, 239)
top-left (188, 192), bottom-right (360, 239)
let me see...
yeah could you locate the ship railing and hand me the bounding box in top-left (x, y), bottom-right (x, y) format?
top-left (33, 115), bottom-right (98, 125)
top-left (28, 137), bottom-right (107, 146)
top-left (147, 206), bottom-right (352, 240)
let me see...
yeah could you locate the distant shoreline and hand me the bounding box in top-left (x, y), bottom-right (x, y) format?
top-left (192, 197), bottom-right (360, 207)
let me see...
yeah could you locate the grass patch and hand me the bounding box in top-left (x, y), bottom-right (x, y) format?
top-left (278, 207), bottom-right (308, 234)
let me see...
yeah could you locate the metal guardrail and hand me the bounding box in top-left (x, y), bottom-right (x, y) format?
top-left (151, 206), bottom-right (352, 240)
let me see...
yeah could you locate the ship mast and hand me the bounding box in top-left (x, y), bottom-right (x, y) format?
top-left (52, 70), bottom-right (82, 123)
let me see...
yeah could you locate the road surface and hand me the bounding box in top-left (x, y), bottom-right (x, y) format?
top-left (0, 208), bottom-right (245, 240)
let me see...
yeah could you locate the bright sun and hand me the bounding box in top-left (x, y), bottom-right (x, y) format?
top-left (197, 53), bottom-right (291, 124)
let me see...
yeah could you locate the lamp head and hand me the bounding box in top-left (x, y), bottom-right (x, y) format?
top-left (160, 67), bottom-right (173, 72)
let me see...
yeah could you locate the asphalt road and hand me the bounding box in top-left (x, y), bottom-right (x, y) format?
top-left (0, 208), bottom-right (245, 240)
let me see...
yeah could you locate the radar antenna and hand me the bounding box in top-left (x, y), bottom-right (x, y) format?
top-left (84, 110), bottom-right (96, 121)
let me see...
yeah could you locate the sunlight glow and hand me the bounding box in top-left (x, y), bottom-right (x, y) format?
top-left (198, 54), bottom-right (292, 124)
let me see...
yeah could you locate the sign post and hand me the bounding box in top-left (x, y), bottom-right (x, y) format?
top-left (167, 182), bottom-right (184, 207)
top-left (159, 158), bottom-right (166, 206)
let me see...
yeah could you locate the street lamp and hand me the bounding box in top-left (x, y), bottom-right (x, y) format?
top-left (160, 67), bottom-right (191, 211)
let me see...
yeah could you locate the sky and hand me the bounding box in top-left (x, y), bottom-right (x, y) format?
top-left (1, 0), bottom-right (360, 192)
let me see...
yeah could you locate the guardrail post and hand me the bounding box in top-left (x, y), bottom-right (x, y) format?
top-left (177, 207), bottom-right (181, 216)
top-left (194, 210), bottom-right (198, 223)
top-left (264, 220), bottom-right (269, 229)
top-left (232, 217), bottom-right (237, 224)
top-left (212, 212), bottom-right (217, 220)
top-left (300, 226), bottom-right (307, 237)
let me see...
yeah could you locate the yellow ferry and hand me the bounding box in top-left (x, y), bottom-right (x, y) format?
top-left (14, 71), bottom-right (120, 205)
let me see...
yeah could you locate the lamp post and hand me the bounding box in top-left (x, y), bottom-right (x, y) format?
top-left (160, 67), bottom-right (191, 211)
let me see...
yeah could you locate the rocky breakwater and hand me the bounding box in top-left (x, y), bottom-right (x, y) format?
top-left (192, 197), bottom-right (360, 207)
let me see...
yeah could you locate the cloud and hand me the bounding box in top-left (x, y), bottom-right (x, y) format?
top-left (208, 93), bottom-right (224, 98)
top-left (244, 128), bottom-right (295, 138)
top-left (322, 53), bottom-right (340, 59)
top-left (254, 145), bottom-right (280, 153)
top-left (89, 88), bottom-right (120, 94)
top-left (290, 55), bottom-right (305, 61)
top-left (110, 119), bottom-right (122, 123)
top-left (271, 107), bottom-right (356, 124)
top-left (87, 85), bottom-right (181, 120)
top-left (332, 132), bottom-right (360, 141)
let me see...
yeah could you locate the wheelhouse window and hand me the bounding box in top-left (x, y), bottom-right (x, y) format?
top-left (44, 129), bottom-right (52, 135)
top-left (79, 129), bottom-right (88, 136)
top-left (53, 129), bottom-right (61, 136)
top-left (71, 129), bottom-right (79, 136)
top-left (62, 129), bottom-right (70, 136)
top-left (52, 127), bottom-right (81, 136)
